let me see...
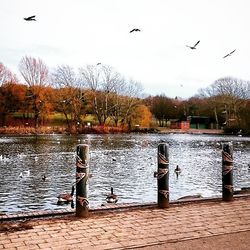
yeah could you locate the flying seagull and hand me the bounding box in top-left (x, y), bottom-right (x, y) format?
top-left (223, 49), bottom-right (236, 59)
top-left (24, 15), bottom-right (36, 21)
top-left (186, 40), bottom-right (200, 49)
top-left (130, 28), bottom-right (141, 33)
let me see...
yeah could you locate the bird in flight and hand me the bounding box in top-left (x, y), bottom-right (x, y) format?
top-left (223, 49), bottom-right (236, 59)
top-left (130, 28), bottom-right (141, 33)
top-left (24, 15), bottom-right (36, 21)
top-left (96, 63), bottom-right (101, 65)
top-left (186, 40), bottom-right (200, 49)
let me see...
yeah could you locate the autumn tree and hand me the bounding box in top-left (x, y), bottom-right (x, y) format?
top-left (198, 76), bottom-right (250, 131)
top-left (79, 64), bottom-right (124, 125)
top-left (51, 65), bottom-right (84, 131)
top-left (117, 79), bottom-right (143, 129)
top-left (19, 56), bottom-right (50, 128)
top-left (130, 104), bottom-right (152, 128)
top-left (150, 95), bottom-right (175, 126)
top-left (0, 63), bottom-right (20, 126)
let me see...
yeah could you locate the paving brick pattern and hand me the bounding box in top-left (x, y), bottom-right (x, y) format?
top-left (0, 197), bottom-right (249, 249)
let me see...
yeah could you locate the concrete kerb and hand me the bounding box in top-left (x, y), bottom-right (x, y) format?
top-left (1, 193), bottom-right (249, 222)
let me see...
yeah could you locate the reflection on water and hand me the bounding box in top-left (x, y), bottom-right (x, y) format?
top-left (0, 133), bottom-right (249, 213)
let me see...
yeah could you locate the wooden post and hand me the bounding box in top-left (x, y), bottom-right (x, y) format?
top-left (76, 144), bottom-right (89, 217)
top-left (222, 142), bottom-right (234, 201)
top-left (157, 143), bottom-right (169, 208)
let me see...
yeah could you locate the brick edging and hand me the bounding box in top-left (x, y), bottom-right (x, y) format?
top-left (1, 194), bottom-right (249, 222)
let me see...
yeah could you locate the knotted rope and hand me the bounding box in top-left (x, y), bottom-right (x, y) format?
top-left (157, 168), bottom-right (168, 179)
top-left (158, 152), bottom-right (169, 165)
top-left (77, 196), bottom-right (89, 207)
top-left (159, 190), bottom-right (169, 198)
top-left (224, 185), bottom-right (234, 193)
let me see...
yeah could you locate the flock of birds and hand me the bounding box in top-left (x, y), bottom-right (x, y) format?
top-left (186, 40), bottom-right (236, 58)
top-left (18, 14), bottom-right (238, 207)
top-left (56, 186), bottom-right (118, 206)
top-left (23, 15), bottom-right (236, 59)
top-left (17, 165), bottom-right (118, 205)
top-left (4, 147), bottom-right (250, 209)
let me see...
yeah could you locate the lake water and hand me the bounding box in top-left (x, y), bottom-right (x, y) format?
top-left (0, 133), bottom-right (249, 214)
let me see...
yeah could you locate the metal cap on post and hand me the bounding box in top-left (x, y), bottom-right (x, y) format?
top-left (222, 142), bottom-right (234, 201)
top-left (76, 144), bottom-right (89, 217)
top-left (157, 143), bottom-right (169, 208)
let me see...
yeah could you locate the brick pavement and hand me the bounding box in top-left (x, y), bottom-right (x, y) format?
top-left (0, 197), bottom-right (250, 249)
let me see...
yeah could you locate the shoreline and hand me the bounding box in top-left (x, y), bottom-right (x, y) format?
top-left (1, 193), bottom-right (249, 222)
top-left (0, 126), bottom-right (225, 135)
top-left (157, 128), bottom-right (225, 135)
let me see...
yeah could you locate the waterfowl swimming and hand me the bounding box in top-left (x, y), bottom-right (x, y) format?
top-left (19, 170), bottom-right (30, 178)
top-left (42, 175), bottom-right (46, 181)
top-left (24, 170), bottom-right (30, 176)
top-left (57, 186), bottom-right (74, 205)
top-left (175, 165), bottom-right (181, 173)
top-left (106, 187), bottom-right (118, 203)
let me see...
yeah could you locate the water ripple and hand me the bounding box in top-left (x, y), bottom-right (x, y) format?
top-left (0, 133), bottom-right (249, 213)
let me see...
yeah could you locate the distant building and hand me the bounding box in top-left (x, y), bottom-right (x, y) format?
top-left (170, 119), bottom-right (190, 130)
top-left (187, 116), bottom-right (211, 129)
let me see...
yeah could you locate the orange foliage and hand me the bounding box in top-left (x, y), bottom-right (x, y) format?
top-left (133, 105), bottom-right (152, 127)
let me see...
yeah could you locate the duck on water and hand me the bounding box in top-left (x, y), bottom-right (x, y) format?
top-left (106, 187), bottom-right (118, 203)
top-left (175, 165), bottom-right (181, 173)
top-left (57, 186), bottom-right (75, 205)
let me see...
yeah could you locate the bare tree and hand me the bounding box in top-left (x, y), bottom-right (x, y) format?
top-left (0, 62), bottom-right (17, 86)
top-left (51, 65), bottom-right (79, 88)
top-left (51, 65), bottom-right (84, 132)
top-left (19, 56), bottom-right (49, 128)
top-left (79, 64), bottom-right (101, 91)
top-left (198, 76), bottom-right (250, 128)
top-left (118, 79), bottom-right (143, 129)
top-left (19, 56), bottom-right (49, 87)
top-left (79, 64), bottom-right (123, 125)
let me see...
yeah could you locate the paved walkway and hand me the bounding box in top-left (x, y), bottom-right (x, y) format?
top-left (0, 197), bottom-right (250, 249)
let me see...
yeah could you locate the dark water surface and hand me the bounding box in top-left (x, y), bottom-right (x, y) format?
top-left (0, 133), bottom-right (249, 213)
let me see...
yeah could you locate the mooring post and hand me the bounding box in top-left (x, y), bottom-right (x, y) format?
top-left (157, 143), bottom-right (169, 208)
top-left (222, 142), bottom-right (234, 201)
top-left (76, 144), bottom-right (89, 217)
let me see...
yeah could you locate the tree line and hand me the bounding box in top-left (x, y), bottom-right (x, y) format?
top-left (1, 56), bottom-right (250, 134)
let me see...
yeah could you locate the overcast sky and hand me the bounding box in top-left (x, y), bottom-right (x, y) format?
top-left (1, 0), bottom-right (250, 98)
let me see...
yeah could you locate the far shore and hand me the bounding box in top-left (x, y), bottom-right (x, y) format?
top-left (157, 128), bottom-right (225, 135)
top-left (0, 126), bottom-right (226, 135)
